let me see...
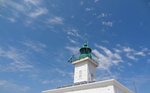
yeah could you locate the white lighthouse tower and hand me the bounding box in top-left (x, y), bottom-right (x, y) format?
top-left (72, 42), bottom-right (98, 83)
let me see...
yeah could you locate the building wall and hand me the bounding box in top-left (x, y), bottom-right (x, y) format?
top-left (114, 86), bottom-right (128, 93)
top-left (74, 59), bottom-right (97, 83)
top-left (42, 79), bottom-right (133, 93)
top-left (87, 61), bottom-right (96, 81)
top-left (74, 61), bottom-right (88, 83)
top-left (65, 85), bottom-right (115, 93)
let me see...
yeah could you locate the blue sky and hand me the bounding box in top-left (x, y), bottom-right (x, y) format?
top-left (0, 0), bottom-right (150, 93)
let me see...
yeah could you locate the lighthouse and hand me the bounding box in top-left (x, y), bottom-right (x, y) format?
top-left (72, 42), bottom-right (98, 83)
top-left (42, 42), bottom-right (133, 93)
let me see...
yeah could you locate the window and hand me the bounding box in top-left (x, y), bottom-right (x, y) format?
top-left (91, 73), bottom-right (94, 80)
top-left (79, 70), bottom-right (82, 79)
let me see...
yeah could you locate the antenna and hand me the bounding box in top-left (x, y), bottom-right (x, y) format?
top-left (83, 33), bottom-right (88, 44)
top-left (68, 55), bottom-right (75, 63)
top-left (68, 53), bottom-right (80, 63)
top-left (133, 80), bottom-right (138, 93)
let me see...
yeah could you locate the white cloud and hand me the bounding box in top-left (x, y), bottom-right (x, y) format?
top-left (122, 46), bottom-right (147, 60)
top-left (93, 45), bottom-right (123, 70)
top-left (85, 7), bottom-right (94, 11)
top-left (48, 16), bottom-right (64, 25)
top-left (24, 0), bottom-right (41, 6)
top-left (64, 27), bottom-right (81, 38)
top-left (65, 43), bottom-right (150, 82)
top-left (97, 46), bottom-right (112, 56)
top-left (65, 46), bottom-right (80, 54)
top-left (66, 44), bottom-right (123, 71)
top-left (66, 43), bottom-right (150, 71)
top-left (127, 62), bottom-right (132, 66)
top-left (102, 21), bottom-right (113, 27)
top-left (95, 45), bottom-right (123, 63)
top-left (0, 14), bottom-right (17, 23)
top-left (67, 36), bottom-right (79, 45)
top-left (126, 53), bottom-right (137, 60)
top-left (28, 7), bottom-right (48, 18)
top-left (63, 27), bottom-right (82, 45)
top-left (113, 48), bottom-right (122, 53)
top-left (6, 1), bottom-right (25, 13)
top-left (135, 51), bottom-right (146, 56)
top-left (123, 47), bottom-right (134, 52)
top-left (93, 44), bottom-right (150, 70)
top-left (23, 40), bottom-right (46, 52)
top-left (67, 29), bottom-right (80, 37)
top-left (97, 13), bottom-right (108, 18)
top-left (7, 17), bottom-right (16, 22)
top-left (0, 80), bottom-right (30, 93)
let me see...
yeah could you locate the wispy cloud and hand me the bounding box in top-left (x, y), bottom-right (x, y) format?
top-left (93, 44), bottom-right (123, 70)
top-left (66, 43), bottom-right (150, 71)
top-left (65, 28), bottom-right (81, 38)
top-left (24, 0), bottom-right (41, 6)
top-left (85, 7), bottom-right (94, 11)
top-left (66, 44), bottom-right (123, 71)
top-left (7, 17), bottom-right (16, 22)
top-left (97, 12), bottom-right (113, 29)
top-left (0, 0), bottom-right (48, 23)
top-left (0, 46), bottom-right (33, 72)
top-left (91, 44), bottom-right (150, 84)
top-left (97, 13), bottom-right (111, 19)
top-left (126, 53), bottom-right (137, 60)
top-left (65, 46), bottom-right (80, 54)
top-left (67, 36), bottom-right (79, 45)
top-left (123, 47), bottom-right (134, 52)
top-left (28, 7), bottom-right (48, 18)
top-left (102, 21), bottom-right (113, 27)
top-left (122, 46), bottom-right (147, 60)
top-left (63, 27), bottom-right (82, 45)
top-left (23, 40), bottom-right (47, 53)
top-left (48, 16), bottom-right (64, 25)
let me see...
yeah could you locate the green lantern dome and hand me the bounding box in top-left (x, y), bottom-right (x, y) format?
top-left (79, 42), bottom-right (92, 59)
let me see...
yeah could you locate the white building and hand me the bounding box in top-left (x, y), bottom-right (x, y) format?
top-left (42, 43), bottom-right (133, 93)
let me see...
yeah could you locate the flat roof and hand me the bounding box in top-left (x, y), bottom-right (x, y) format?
top-left (42, 79), bottom-right (133, 93)
top-left (72, 57), bottom-right (99, 67)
